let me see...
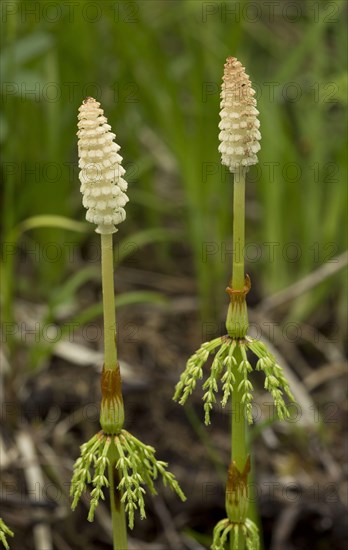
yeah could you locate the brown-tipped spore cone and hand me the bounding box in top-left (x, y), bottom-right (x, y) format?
top-left (218, 57), bottom-right (261, 173)
top-left (77, 97), bottom-right (129, 234)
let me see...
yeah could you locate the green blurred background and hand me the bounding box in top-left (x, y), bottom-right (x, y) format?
top-left (1, 0), bottom-right (347, 330)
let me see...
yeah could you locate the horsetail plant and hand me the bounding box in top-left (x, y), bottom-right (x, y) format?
top-left (174, 57), bottom-right (295, 549)
top-left (0, 518), bottom-right (13, 550)
top-left (70, 98), bottom-right (185, 550)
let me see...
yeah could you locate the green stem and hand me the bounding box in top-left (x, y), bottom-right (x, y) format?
top-left (108, 455), bottom-right (128, 550)
top-left (231, 168), bottom-right (247, 550)
top-left (231, 167), bottom-right (247, 468)
top-left (231, 347), bottom-right (247, 550)
top-left (101, 235), bottom-right (127, 548)
top-left (232, 169), bottom-right (246, 291)
top-left (101, 233), bottom-right (117, 369)
top-left (231, 352), bottom-right (247, 468)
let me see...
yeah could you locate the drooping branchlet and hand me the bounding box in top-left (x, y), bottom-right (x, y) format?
top-left (174, 335), bottom-right (294, 426)
top-left (0, 519), bottom-right (14, 550)
top-left (71, 430), bottom-right (186, 528)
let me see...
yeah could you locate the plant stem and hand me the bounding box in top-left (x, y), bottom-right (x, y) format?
top-left (231, 167), bottom-right (247, 469)
top-left (231, 350), bottom-right (247, 469)
top-left (101, 234), bottom-right (127, 548)
top-left (231, 168), bottom-right (247, 550)
top-left (232, 169), bottom-right (246, 291)
top-left (231, 346), bottom-right (247, 550)
top-left (108, 447), bottom-right (128, 550)
top-left (101, 233), bottom-right (118, 369)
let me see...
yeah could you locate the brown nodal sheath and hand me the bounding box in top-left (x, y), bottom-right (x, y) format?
top-left (226, 455), bottom-right (251, 501)
top-left (101, 363), bottom-right (123, 404)
top-left (225, 455), bottom-right (251, 524)
top-left (226, 274), bottom-right (251, 305)
top-left (100, 362), bottom-right (125, 434)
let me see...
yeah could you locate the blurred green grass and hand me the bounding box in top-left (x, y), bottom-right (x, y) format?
top-left (1, 0), bottom-right (347, 335)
